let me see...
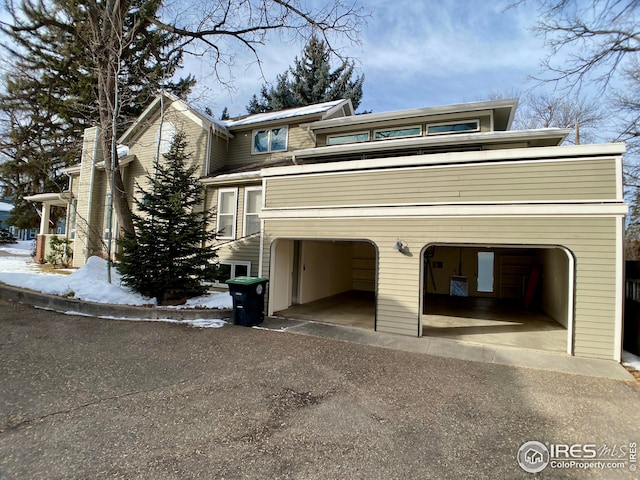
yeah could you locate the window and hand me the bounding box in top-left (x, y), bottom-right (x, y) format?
top-left (427, 120), bottom-right (479, 135)
top-left (208, 261), bottom-right (251, 284)
top-left (217, 188), bottom-right (237, 239)
top-left (244, 187), bottom-right (262, 236)
top-left (374, 126), bottom-right (422, 140)
top-left (157, 121), bottom-right (177, 155)
top-left (326, 131), bottom-right (370, 145)
top-left (252, 127), bottom-right (288, 154)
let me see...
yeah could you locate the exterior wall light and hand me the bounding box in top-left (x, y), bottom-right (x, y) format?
top-left (393, 239), bottom-right (407, 252)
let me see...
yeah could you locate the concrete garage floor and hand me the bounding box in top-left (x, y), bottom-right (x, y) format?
top-left (274, 290), bottom-right (375, 329)
top-left (275, 292), bottom-right (567, 354)
top-left (422, 295), bottom-right (567, 353)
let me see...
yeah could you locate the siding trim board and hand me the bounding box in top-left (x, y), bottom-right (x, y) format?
top-left (264, 143), bottom-right (625, 178)
top-left (614, 215), bottom-right (624, 362)
top-left (260, 204), bottom-right (627, 219)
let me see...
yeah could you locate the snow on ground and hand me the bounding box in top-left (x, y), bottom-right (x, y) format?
top-left (0, 241), bottom-right (232, 327)
top-left (622, 351), bottom-right (640, 371)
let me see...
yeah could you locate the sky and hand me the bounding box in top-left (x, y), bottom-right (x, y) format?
top-left (185, 0), bottom-right (548, 118)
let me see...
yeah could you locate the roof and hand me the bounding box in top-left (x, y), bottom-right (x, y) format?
top-left (118, 91), bottom-right (232, 145)
top-left (222, 99), bottom-right (353, 129)
top-left (304, 98), bottom-right (519, 132)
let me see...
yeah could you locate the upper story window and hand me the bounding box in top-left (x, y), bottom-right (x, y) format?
top-left (244, 187), bottom-right (262, 236)
top-left (158, 121), bottom-right (177, 155)
top-left (252, 127), bottom-right (288, 154)
top-left (374, 126), bottom-right (422, 140)
top-left (217, 188), bottom-right (237, 239)
top-left (326, 131), bottom-right (370, 146)
top-left (427, 120), bottom-right (479, 135)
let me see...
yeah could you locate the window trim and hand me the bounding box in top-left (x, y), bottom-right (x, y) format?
top-left (373, 125), bottom-right (422, 141)
top-left (426, 119), bottom-right (480, 136)
top-left (243, 186), bottom-right (262, 237)
top-left (251, 126), bottom-right (289, 154)
top-left (217, 187), bottom-right (238, 240)
top-left (326, 131), bottom-right (371, 146)
top-left (209, 260), bottom-right (252, 285)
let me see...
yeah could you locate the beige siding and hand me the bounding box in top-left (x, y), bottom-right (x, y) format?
top-left (73, 127), bottom-right (106, 267)
top-left (266, 158), bottom-right (617, 208)
top-left (125, 103), bottom-right (209, 209)
top-left (215, 237), bottom-right (261, 277)
top-left (208, 133), bottom-right (229, 174)
top-left (226, 124), bottom-right (315, 168)
top-left (205, 183), bottom-right (262, 276)
top-left (263, 216), bottom-right (618, 359)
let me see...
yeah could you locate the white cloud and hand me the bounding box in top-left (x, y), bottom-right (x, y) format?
top-left (184, 0), bottom-right (551, 116)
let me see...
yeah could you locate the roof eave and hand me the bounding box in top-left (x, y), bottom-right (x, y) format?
top-left (287, 128), bottom-right (571, 160)
top-left (305, 98), bottom-right (520, 131)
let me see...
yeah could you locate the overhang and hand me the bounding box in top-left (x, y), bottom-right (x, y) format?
top-left (264, 141), bottom-right (626, 178)
top-left (285, 128), bottom-right (571, 164)
top-left (24, 192), bottom-right (73, 205)
top-left (303, 98), bottom-right (519, 132)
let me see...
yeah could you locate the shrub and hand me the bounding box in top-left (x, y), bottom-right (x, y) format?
top-left (46, 235), bottom-right (72, 268)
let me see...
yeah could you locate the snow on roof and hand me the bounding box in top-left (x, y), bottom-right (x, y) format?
top-left (223, 99), bottom-right (348, 128)
top-left (0, 201), bottom-right (13, 212)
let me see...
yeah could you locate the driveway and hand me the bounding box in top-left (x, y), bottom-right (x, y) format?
top-left (0, 298), bottom-right (638, 479)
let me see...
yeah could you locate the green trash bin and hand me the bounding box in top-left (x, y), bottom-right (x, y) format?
top-left (226, 276), bottom-right (269, 327)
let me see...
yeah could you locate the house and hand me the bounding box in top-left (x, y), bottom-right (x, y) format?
top-left (0, 200), bottom-right (11, 228)
top-left (27, 92), bottom-right (628, 361)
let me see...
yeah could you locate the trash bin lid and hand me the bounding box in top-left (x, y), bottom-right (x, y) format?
top-left (226, 276), bottom-right (269, 285)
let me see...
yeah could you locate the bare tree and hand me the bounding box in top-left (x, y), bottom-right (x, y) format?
top-left (516, 92), bottom-right (604, 144)
top-left (516, 0), bottom-right (640, 92)
top-left (78, 0), bottom-right (367, 237)
top-left (486, 89), bottom-right (604, 144)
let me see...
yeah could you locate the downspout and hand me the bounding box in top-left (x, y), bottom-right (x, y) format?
top-left (258, 176), bottom-right (266, 277)
top-left (64, 174), bottom-right (73, 241)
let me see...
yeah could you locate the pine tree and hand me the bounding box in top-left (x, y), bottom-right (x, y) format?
top-left (0, 0), bottom-right (195, 230)
top-left (246, 35), bottom-right (364, 113)
top-left (116, 131), bottom-right (217, 304)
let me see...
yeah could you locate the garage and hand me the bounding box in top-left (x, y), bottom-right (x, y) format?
top-left (268, 239), bottom-right (377, 329)
top-left (421, 244), bottom-right (573, 353)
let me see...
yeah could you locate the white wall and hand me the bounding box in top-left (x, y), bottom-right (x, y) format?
top-left (299, 240), bottom-right (353, 304)
top-left (540, 248), bottom-right (570, 328)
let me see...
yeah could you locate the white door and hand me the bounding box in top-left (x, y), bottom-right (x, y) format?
top-left (477, 252), bottom-right (495, 293)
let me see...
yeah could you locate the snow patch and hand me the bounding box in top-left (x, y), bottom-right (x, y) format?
top-left (622, 351), bottom-right (640, 372)
top-left (0, 253), bottom-right (233, 310)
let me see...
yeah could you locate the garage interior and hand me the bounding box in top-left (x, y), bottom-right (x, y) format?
top-left (421, 245), bottom-right (571, 353)
top-left (271, 239), bottom-right (377, 329)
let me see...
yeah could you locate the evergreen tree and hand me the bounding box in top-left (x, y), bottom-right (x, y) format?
top-left (246, 35), bottom-right (364, 113)
top-left (0, 0), bottom-right (195, 230)
top-left (220, 107), bottom-right (230, 120)
top-left (117, 131), bottom-right (217, 304)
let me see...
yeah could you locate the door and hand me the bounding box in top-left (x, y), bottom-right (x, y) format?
top-left (477, 251), bottom-right (495, 293)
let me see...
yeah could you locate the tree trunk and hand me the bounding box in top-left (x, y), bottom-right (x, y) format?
top-left (91, 0), bottom-right (136, 238)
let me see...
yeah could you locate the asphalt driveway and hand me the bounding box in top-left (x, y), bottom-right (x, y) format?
top-left (0, 298), bottom-right (638, 479)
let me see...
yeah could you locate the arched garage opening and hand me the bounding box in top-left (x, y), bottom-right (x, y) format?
top-left (421, 244), bottom-right (574, 354)
top-left (269, 239), bottom-right (377, 329)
